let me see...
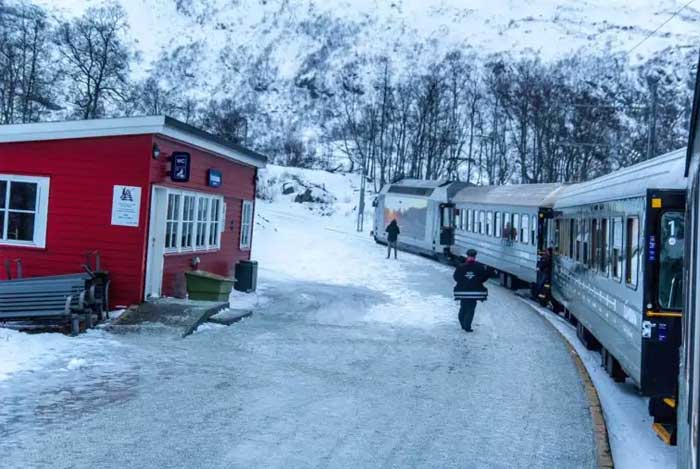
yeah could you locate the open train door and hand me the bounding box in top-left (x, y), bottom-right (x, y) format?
top-left (645, 189), bottom-right (686, 445)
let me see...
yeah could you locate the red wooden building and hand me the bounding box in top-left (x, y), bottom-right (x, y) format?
top-left (0, 116), bottom-right (267, 308)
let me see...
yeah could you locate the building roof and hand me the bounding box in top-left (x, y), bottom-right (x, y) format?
top-left (0, 115), bottom-right (267, 168)
top-left (453, 183), bottom-right (566, 208)
top-left (554, 149), bottom-right (686, 209)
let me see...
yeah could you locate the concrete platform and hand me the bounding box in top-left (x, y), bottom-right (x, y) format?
top-left (112, 298), bottom-right (229, 337)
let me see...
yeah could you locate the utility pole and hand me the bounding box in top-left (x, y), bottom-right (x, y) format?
top-left (646, 73), bottom-right (659, 161)
top-left (357, 157), bottom-right (366, 232)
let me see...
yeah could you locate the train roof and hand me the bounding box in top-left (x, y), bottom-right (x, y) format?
top-left (379, 179), bottom-right (470, 199)
top-left (452, 183), bottom-right (566, 208)
top-left (554, 149), bottom-right (687, 209)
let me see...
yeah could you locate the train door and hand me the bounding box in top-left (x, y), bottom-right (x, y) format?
top-left (644, 189), bottom-right (686, 443)
top-left (439, 203), bottom-right (455, 248)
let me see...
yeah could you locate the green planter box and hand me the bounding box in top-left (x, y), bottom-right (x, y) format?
top-left (185, 270), bottom-right (235, 301)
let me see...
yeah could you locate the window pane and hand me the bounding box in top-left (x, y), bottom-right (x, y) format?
top-left (9, 181), bottom-right (37, 211)
top-left (495, 212), bottom-right (502, 237)
top-left (513, 214), bottom-right (520, 242)
top-left (521, 214), bottom-right (529, 243)
top-left (582, 219), bottom-right (589, 266)
top-left (531, 215), bottom-right (537, 246)
top-left (612, 217), bottom-right (623, 280)
top-left (591, 219), bottom-right (598, 269)
top-left (0, 180), bottom-right (6, 208)
top-left (659, 212), bottom-right (684, 309)
top-left (600, 218), bottom-right (608, 273)
top-left (487, 211), bottom-right (493, 236)
top-left (626, 217), bottom-right (639, 287)
top-left (7, 211), bottom-right (35, 241)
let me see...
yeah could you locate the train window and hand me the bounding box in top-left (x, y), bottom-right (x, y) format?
top-left (495, 212), bottom-right (502, 237)
top-left (591, 219), bottom-right (599, 270)
top-left (513, 214), bottom-right (520, 243)
top-left (612, 217), bottom-right (623, 281)
top-left (531, 215), bottom-right (537, 246)
top-left (575, 219), bottom-right (582, 262)
top-left (455, 209), bottom-right (462, 231)
top-left (582, 219), bottom-right (590, 266)
top-left (625, 216), bottom-right (640, 288)
top-left (503, 212), bottom-right (511, 240)
top-left (554, 219), bottom-right (561, 253)
top-left (600, 218), bottom-right (609, 274)
top-left (487, 211), bottom-right (493, 236)
top-left (466, 210), bottom-right (471, 232)
top-left (659, 212), bottom-right (684, 309)
top-left (521, 214), bottom-right (529, 244)
top-left (479, 210), bottom-right (485, 234)
top-left (569, 219), bottom-right (575, 259)
top-left (471, 209), bottom-right (476, 232)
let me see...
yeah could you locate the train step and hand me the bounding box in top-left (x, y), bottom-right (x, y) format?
top-left (651, 422), bottom-right (676, 445)
top-left (663, 397), bottom-right (676, 409)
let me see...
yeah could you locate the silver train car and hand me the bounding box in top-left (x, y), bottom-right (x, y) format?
top-left (450, 184), bottom-right (565, 289)
top-left (372, 179), bottom-right (468, 258)
top-left (550, 149), bottom-right (687, 444)
top-left (678, 58), bottom-right (700, 468)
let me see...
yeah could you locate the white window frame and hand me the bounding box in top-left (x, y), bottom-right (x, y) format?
top-left (0, 174), bottom-right (50, 249)
top-left (240, 200), bottom-right (254, 250)
top-left (164, 188), bottom-right (224, 254)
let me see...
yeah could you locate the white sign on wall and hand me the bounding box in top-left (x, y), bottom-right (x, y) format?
top-left (111, 185), bottom-right (142, 227)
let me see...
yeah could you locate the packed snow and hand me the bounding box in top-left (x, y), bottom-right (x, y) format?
top-left (1, 165), bottom-right (599, 468)
top-left (522, 299), bottom-right (677, 469)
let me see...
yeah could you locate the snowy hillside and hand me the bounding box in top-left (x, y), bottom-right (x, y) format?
top-left (36, 0), bottom-right (700, 69)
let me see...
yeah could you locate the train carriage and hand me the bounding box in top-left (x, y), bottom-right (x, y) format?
top-left (450, 184), bottom-right (565, 289)
top-left (372, 180), bottom-right (468, 258)
top-left (679, 56), bottom-right (700, 468)
top-left (550, 149), bottom-right (687, 443)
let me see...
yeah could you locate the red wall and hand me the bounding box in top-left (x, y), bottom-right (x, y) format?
top-left (0, 135), bottom-right (152, 308)
top-left (150, 135), bottom-right (257, 299)
top-left (1, 133), bottom-right (258, 307)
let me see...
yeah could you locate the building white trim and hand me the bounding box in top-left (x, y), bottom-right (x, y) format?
top-left (0, 116), bottom-right (267, 169)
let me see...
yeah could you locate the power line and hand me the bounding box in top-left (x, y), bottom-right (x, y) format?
top-left (627, 0), bottom-right (696, 56)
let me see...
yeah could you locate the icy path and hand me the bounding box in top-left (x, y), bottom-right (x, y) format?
top-left (0, 203), bottom-right (596, 468)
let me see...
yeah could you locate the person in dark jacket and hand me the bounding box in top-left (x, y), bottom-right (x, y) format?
top-left (535, 247), bottom-right (553, 303)
top-left (385, 220), bottom-right (400, 259)
top-left (453, 249), bottom-right (489, 332)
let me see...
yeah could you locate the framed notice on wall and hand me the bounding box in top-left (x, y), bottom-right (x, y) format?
top-left (111, 185), bottom-right (142, 227)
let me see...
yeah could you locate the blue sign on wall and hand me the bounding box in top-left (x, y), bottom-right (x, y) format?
top-left (171, 152), bottom-right (191, 182)
top-left (208, 169), bottom-right (222, 187)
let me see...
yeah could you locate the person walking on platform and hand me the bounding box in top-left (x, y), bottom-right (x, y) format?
top-left (453, 249), bottom-right (489, 332)
top-left (385, 219), bottom-right (400, 259)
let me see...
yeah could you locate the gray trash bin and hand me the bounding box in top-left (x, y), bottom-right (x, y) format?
top-left (234, 260), bottom-right (258, 293)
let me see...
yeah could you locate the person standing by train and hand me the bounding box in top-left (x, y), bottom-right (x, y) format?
top-left (385, 219), bottom-right (400, 259)
top-left (535, 247), bottom-right (553, 303)
top-left (453, 249), bottom-right (489, 332)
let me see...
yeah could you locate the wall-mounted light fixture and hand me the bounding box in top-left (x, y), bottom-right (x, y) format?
top-left (152, 143), bottom-right (161, 159)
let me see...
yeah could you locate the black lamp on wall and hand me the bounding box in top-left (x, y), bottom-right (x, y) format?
top-left (152, 143), bottom-right (161, 159)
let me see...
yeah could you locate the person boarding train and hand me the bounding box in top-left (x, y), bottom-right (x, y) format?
top-left (453, 249), bottom-right (489, 332)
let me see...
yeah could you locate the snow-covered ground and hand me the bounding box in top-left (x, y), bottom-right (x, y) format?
top-left (522, 299), bottom-right (677, 469)
top-left (0, 165), bottom-right (672, 468)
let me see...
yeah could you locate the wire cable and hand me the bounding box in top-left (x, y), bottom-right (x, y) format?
top-left (627, 0), bottom-right (696, 56)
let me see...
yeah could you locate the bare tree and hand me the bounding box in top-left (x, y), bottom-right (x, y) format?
top-left (57, 3), bottom-right (132, 119)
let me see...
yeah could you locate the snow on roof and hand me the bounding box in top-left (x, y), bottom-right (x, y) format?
top-left (453, 183), bottom-right (566, 208)
top-left (0, 115), bottom-right (268, 168)
top-left (555, 149), bottom-right (687, 209)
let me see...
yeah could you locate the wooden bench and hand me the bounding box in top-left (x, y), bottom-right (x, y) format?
top-left (0, 273), bottom-right (95, 336)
